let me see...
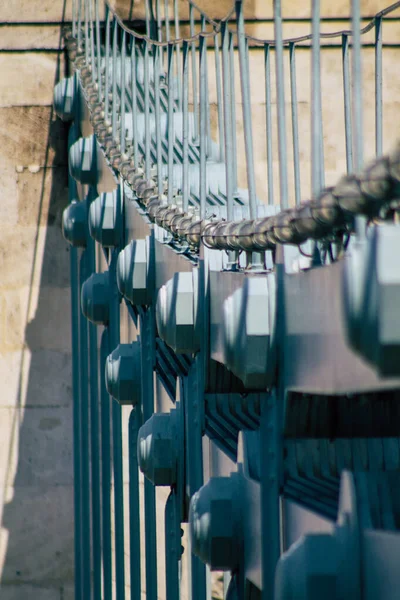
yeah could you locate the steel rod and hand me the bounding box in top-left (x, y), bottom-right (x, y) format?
top-left (289, 42), bottom-right (301, 206)
top-left (167, 43), bottom-right (174, 205)
top-left (110, 246), bottom-right (126, 600)
top-left (229, 32), bottom-right (238, 192)
top-left (221, 22), bottom-right (234, 221)
top-left (311, 0), bottom-right (324, 196)
top-left (154, 40), bottom-right (163, 197)
top-left (352, 0), bottom-right (364, 171)
top-left (144, 40), bottom-right (151, 180)
top-left (190, 4), bottom-right (199, 141)
top-left (264, 44), bottom-right (274, 206)
top-left (120, 30), bottom-right (126, 154)
top-left (95, 0), bottom-right (102, 100)
top-left (342, 34), bottom-right (353, 173)
top-left (100, 330), bottom-right (112, 600)
top-left (199, 34), bottom-right (207, 219)
top-left (112, 18), bottom-right (118, 141)
top-left (79, 251), bottom-right (91, 600)
top-left (214, 32), bottom-right (225, 162)
top-left (131, 37), bottom-right (139, 166)
top-left (105, 6), bottom-right (111, 121)
top-left (274, 0), bottom-right (288, 209)
top-left (87, 191), bottom-right (102, 600)
top-left (182, 40), bottom-right (190, 212)
top-left (375, 16), bottom-right (383, 156)
top-left (129, 409), bottom-right (142, 600)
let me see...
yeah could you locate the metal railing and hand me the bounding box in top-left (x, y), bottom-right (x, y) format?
top-left (55, 0), bottom-right (400, 598)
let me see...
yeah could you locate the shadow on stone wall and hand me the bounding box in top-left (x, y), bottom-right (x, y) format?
top-left (0, 3), bottom-right (75, 597)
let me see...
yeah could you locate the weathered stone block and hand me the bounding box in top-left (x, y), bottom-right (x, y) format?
top-left (0, 407), bottom-right (73, 487)
top-left (0, 54), bottom-right (67, 107)
top-left (0, 484), bottom-right (74, 584)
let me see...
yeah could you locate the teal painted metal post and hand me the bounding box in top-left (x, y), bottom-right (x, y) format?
top-left (260, 391), bottom-right (280, 600)
top-left (109, 249), bottom-right (126, 599)
top-left (165, 492), bottom-right (180, 600)
top-left (140, 309), bottom-right (158, 600)
top-left (100, 329), bottom-right (113, 600)
top-left (129, 408), bottom-right (142, 600)
top-left (79, 251), bottom-right (92, 599)
top-left (184, 360), bottom-right (206, 600)
top-left (87, 189), bottom-right (102, 600)
top-left (69, 189), bottom-right (82, 600)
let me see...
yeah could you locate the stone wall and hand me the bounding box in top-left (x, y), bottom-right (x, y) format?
top-left (0, 1), bottom-right (75, 598)
top-left (0, 1), bottom-right (399, 599)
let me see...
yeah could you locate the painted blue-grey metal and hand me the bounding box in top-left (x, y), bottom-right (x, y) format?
top-left (105, 342), bottom-right (142, 405)
top-left (58, 0), bottom-right (400, 599)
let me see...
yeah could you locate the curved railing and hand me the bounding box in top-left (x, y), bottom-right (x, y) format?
top-left (57, 1), bottom-right (400, 599)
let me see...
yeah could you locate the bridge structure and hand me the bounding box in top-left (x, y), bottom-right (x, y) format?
top-left (55, 0), bottom-right (400, 598)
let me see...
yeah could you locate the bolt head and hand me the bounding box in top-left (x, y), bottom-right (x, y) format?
top-left (62, 200), bottom-right (87, 247)
top-left (189, 476), bottom-right (241, 571)
top-left (117, 239), bottom-right (153, 305)
top-left (88, 191), bottom-right (121, 247)
top-left (222, 275), bottom-right (276, 389)
top-left (137, 411), bottom-right (177, 486)
top-left (81, 271), bottom-right (110, 325)
top-left (105, 343), bottom-right (141, 406)
top-left (156, 270), bottom-right (199, 354)
top-left (54, 76), bottom-right (76, 121)
top-left (69, 135), bottom-right (98, 185)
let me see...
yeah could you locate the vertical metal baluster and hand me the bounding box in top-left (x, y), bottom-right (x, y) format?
top-left (109, 190), bottom-right (125, 600)
top-left (174, 0), bottom-right (182, 109)
top-left (199, 34), bottom-right (207, 219)
top-left (260, 391), bottom-right (280, 600)
top-left (201, 16), bottom-right (211, 156)
top-left (145, 0), bottom-right (151, 37)
top-left (165, 493), bottom-right (180, 599)
top-left (87, 192), bottom-right (101, 600)
top-left (236, 0), bottom-right (257, 218)
top-left (274, 0), bottom-right (288, 209)
top-left (131, 37), bottom-right (139, 167)
top-left (85, 0), bottom-right (90, 64)
top-left (144, 40), bottom-right (151, 180)
top-left (190, 4), bottom-right (199, 141)
top-left (154, 41), bottom-right (163, 197)
top-left (221, 22), bottom-right (234, 222)
top-left (289, 42), bottom-right (301, 205)
top-left (167, 43), bottom-right (174, 205)
top-left (112, 18), bottom-right (118, 141)
top-left (72, 0), bottom-right (77, 37)
top-left (352, 0), bottom-right (364, 171)
top-left (156, 0), bottom-right (164, 66)
top-left (79, 252), bottom-right (91, 600)
top-left (164, 0), bottom-right (170, 41)
top-left (375, 16), bottom-right (383, 156)
top-left (182, 40), bottom-right (190, 213)
top-left (129, 408), bottom-right (142, 600)
top-left (69, 176), bottom-right (82, 600)
top-left (214, 32), bottom-right (225, 162)
top-left (140, 310), bottom-right (158, 600)
top-left (95, 0), bottom-right (102, 100)
top-left (156, 0), bottom-right (162, 42)
top-left (311, 0), bottom-right (324, 196)
top-left (229, 32), bottom-right (238, 193)
top-left (89, 0), bottom-right (96, 80)
top-left (342, 34), bottom-right (353, 173)
top-left (105, 6), bottom-right (111, 121)
top-left (120, 30), bottom-right (127, 154)
top-left (100, 330), bottom-right (112, 600)
top-left (78, 0), bottom-right (83, 49)
top-left (264, 44), bottom-right (274, 205)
